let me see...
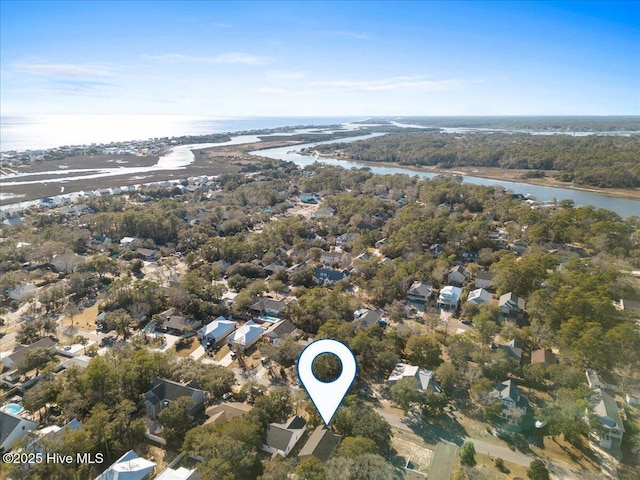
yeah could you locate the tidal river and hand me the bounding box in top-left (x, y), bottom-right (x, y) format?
top-left (250, 134), bottom-right (640, 219)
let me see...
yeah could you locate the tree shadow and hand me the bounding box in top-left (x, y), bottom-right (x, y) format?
top-left (405, 411), bottom-right (468, 446)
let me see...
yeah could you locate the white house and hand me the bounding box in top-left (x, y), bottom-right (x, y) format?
top-left (437, 286), bottom-right (462, 310)
top-left (119, 236), bottom-right (138, 248)
top-left (466, 288), bottom-right (492, 305)
top-left (95, 449), bottom-right (156, 480)
top-left (228, 321), bottom-right (265, 352)
top-left (388, 363), bottom-right (440, 392)
top-left (198, 317), bottom-right (238, 346)
top-left (589, 388), bottom-right (624, 451)
top-left (261, 416), bottom-right (307, 458)
top-left (0, 411), bottom-right (38, 452)
top-left (155, 466), bottom-right (198, 480)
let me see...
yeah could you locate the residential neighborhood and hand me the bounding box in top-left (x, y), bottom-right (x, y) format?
top-left (1, 155), bottom-right (639, 480)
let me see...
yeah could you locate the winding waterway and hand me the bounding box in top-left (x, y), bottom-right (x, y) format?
top-left (250, 134), bottom-right (640, 218)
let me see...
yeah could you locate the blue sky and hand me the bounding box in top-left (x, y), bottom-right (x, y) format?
top-left (1, 1), bottom-right (638, 116)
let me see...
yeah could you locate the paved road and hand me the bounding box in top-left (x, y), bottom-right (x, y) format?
top-left (377, 408), bottom-right (590, 480)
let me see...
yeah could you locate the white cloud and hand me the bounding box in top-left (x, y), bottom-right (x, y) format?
top-left (308, 76), bottom-right (474, 92)
top-left (142, 52), bottom-right (270, 66)
top-left (13, 63), bottom-right (109, 77)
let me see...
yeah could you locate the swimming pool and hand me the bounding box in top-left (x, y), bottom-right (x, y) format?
top-left (259, 315), bottom-right (280, 323)
top-left (1, 403), bottom-right (23, 415)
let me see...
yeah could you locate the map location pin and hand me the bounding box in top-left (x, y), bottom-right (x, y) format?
top-left (297, 339), bottom-right (358, 426)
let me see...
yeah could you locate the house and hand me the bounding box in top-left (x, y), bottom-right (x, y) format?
top-left (353, 251), bottom-right (372, 263)
top-left (620, 298), bottom-right (640, 318)
top-left (51, 253), bottom-right (84, 274)
top-left (198, 317), bottom-right (237, 346)
top-left (510, 239), bottom-right (529, 256)
top-left (320, 251), bottom-right (344, 266)
top-left (227, 321), bottom-right (265, 352)
top-left (95, 449), bottom-right (156, 480)
top-left (205, 402), bottom-right (253, 426)
top-left (447, 265), bottom-right (470, 286)
top-left (264, 259), bottom-right (287, 276)
top-left (263, 319), bottom-right (299, 347)
top-left (489, 379), bottom-right (528, 417)
top-left (54, 355), bottom-right (92, 373)
top-left (313, 268), bottom-right (349, 286)
top-left (144, 378), bottom-right (206, 420)
top-left (261, 416), bottom-right (307, 458)
top-left (24, 418), bottom-right (82, 454)
top-left (498, 292), bottom-right (526, 323)
top-left (2, 337), bottom-right (57, 370)
top-left (475, 270), bottom-right (494, 289)
top-left (300, 195), bottom-right (319, 204)
top-left (462, 251), bottom-right (479, 261)
top-left (136, 248), bottom-right (158, 262)
top-left (531, 349), bottom-right (557, 366)
top-left (0, 410), bottom-right (38, 452)
top-left (161, 315), bottom-right (202, 335)
top-left (498, 339), bottom-right (523, 365)
top-left (466, 288), bottom-right (492, 305)
top-left (7, 282), bottom-right (37, 302)
top-left (298, 426), bottom-right (341, 464)
top-left (586, 370), bottom-right (618, 391)
top-left (335, 233), bottom-right (359, 248)
top-left (407, 281), bottom-right (433, 304)
top-left (155, 466), bottom-right (197, 480)
top-left (119, 236), bottom-right (139, 248)
top-left (429, 244), bottom-right (445, 258)
top-left (353, 309), bottom-right (386, 328)
top-left (91, 235), bottom-right (112, 246)
top-left (388, 363), bottom-right (440, 392)
top-left (249, 298), bottom-right (286, 318)
top-left (312, 207), bottom-right (335, 219)
top-left (589, 388), bottom-right (624, 451)
top-left (437, 286), bottom-right (462, 310)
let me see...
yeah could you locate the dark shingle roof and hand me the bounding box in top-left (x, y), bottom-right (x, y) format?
top-left (298, 426), bottom-right (340, 463)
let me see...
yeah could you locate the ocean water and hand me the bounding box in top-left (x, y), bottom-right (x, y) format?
top-left (0, 115), bottom-right (360, 152)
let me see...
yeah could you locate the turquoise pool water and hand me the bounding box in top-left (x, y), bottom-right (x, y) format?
top-left (2, 403), bottom-right (23, 415)
top-left (259, 316), bottom-right (279, 323)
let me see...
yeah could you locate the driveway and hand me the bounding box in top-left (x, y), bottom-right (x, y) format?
top-left (428, 442), bottom-right (458, 480)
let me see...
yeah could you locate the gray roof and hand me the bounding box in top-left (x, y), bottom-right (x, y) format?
top-left (499, 292), bottom-right (525, 310)
top-left (250, 298), bottom-right (286, 313)
top-left (163, 315), bottom-right (202, 332)
top-left (0, 411), bottom-right (37, 450)
top-left (593, 388), bottom-right (624, 431)
top-left (264, 416), bottom-right (306, 452)
top-left (314, 268), bottom-right (349, 283)
top-left (7, 337), bottom-right (56, 366)
top-left (264, 319), bottom-right (297, 339)
top-left (475, 270), bottom-right (494, 280)
top-left (144, 378), bottom-right (205, 412)
top-left (298, 426), bottom-right (340, 463)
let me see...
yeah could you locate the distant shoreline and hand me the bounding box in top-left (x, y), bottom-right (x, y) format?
top-left (3, 135), bottom-right (640, 207)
